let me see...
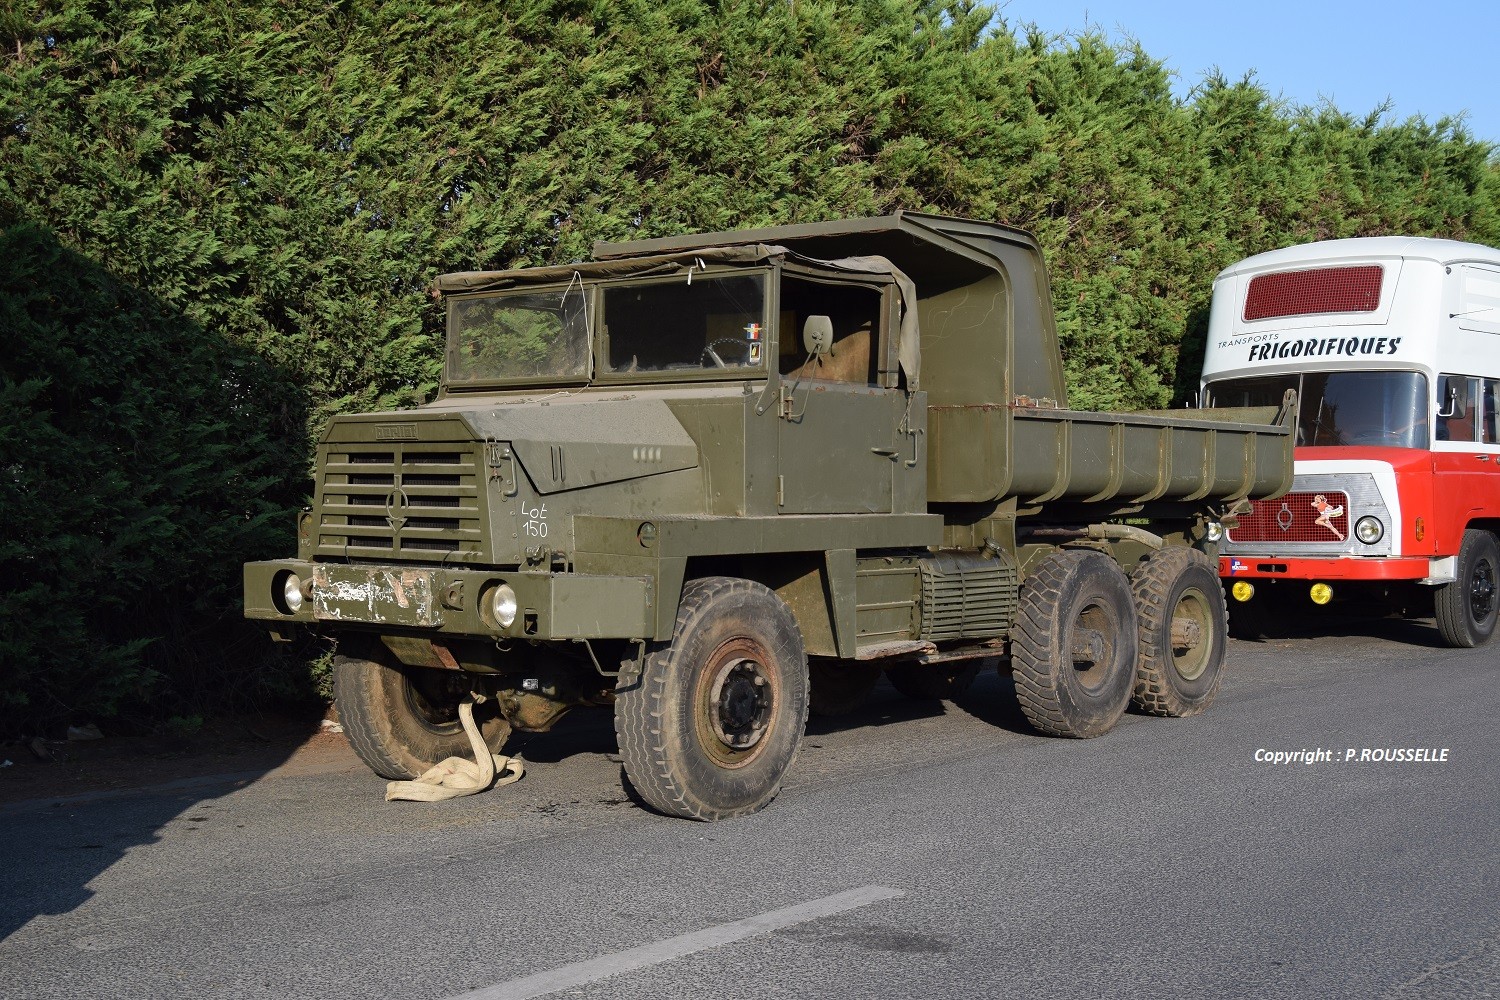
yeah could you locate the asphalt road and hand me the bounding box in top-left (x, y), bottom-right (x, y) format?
top-left (2, 619), bottom-right (1496, 1000)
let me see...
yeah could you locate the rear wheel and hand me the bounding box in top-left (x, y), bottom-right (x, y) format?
top-left (614, 577), bottom-right (809, 820)
top-left (1131, 548), bottom-right (1227, 717)
top-left (1435, 529), bottom-right (1499, 648)
top-left (1011, 550), bottom-right (1137, 738)
top-left (335, 653), bottom-right (510, 780)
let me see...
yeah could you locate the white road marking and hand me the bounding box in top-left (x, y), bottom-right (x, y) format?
top-left (442, 884), bottom-right (905, 1000)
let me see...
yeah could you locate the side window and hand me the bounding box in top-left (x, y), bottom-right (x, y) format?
top-left (602, 274), bottom-right (765, 373)
top-left (1456, 265), bottom-right (1500, 335)
top-left (1437, 374), bottom-right (1481, 442)
top-left (778, 276), bottom-right (883, 384)
top-left (1483, 378), bottom-right (1500, 444)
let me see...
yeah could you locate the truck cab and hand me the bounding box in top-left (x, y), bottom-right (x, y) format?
top-left (1201, 237), bottom-right (1500, 646)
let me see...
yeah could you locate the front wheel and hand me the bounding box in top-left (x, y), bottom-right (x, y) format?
top-left (1435, 529), bottom-right (1499, 648)
top-left (1130, 548), bottom-right (1227, 717)
top-left (614, 577), bottom-right (809, 820)
top-left (334, 653), bottom-right (511, 780)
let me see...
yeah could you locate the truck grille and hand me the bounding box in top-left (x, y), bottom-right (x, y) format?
top-left (1228, 491), bottom-right (1351, 544)
top-left (315, 445), bottom-right (485, 560)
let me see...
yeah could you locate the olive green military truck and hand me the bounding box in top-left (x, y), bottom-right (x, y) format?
top-left (246, 213), bottom-right (1293, 820)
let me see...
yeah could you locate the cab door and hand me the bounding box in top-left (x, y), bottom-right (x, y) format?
top-left (775, 276), bottom-right (905, 514)
top-left (1432, 374), bottom-right (1500, 553)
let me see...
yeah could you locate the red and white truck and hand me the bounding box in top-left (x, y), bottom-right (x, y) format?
top-left (1200, 237), bottom-right (1500, 646)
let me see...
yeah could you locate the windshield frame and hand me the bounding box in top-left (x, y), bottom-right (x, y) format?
top-left (1205, 369), bottom-right (1432, 449)
top-left (444, 281), bottom-right (596, 391)
top-left (442, 266), bottom-right (780, 392)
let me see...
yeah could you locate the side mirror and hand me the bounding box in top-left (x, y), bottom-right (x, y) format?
top-left (802, 315), bottom-right (833, 357)
top-left (1437, 383), bottom-right (1460, 418)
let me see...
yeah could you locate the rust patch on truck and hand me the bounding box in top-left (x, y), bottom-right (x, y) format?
top-left (312, 566), bottom-right (441, 627)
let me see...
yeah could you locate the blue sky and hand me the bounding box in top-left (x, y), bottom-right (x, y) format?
top-left (993, 1), bottom-right (1500, 145)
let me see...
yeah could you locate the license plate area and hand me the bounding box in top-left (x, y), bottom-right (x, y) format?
top-left (312, 566), bottom-right (442, 627)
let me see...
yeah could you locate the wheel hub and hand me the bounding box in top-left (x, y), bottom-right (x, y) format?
top-left (1471, 560), bottom-right (1496, 621)
top-left (1169, 587), bottom-right (1213, 681)
top-left (708, 658), bottom-right (772, 750)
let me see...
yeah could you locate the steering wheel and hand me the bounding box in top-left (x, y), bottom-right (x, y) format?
top-left (700, 337), bottom-right (752, 368)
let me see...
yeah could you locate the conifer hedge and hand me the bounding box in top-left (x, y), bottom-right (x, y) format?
top-left (3, 1), bottom-right (1497, 732)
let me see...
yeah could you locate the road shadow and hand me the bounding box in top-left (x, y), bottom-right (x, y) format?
top-left (0, 710), bottom-right (326, 943)
top-left (804, 667), bottom-right (1042, 740)
top-left (0, 218), bottom-right (312, 943)
top-left (1235, 611), bottom-right (1450, 650)
top-left (502, 706), bottom-right (619, 764)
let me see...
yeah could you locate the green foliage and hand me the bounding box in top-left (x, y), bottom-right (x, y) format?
top-left (0, 219), bottom-right (310, 732)
top-left (2, 0), bottom-right (1497, 730)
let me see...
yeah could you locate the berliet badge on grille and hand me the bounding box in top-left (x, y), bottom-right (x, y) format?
top-left (1276, 502), bottom-right (1294, 531)
top-left (384, 486), bottom-right (411, 532)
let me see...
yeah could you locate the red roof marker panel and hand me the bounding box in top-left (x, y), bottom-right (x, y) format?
top-left (1244, 265), bottom-right (1383, 321)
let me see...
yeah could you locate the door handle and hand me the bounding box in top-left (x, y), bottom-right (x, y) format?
top-left (870, 447), bottom-right (899, 458)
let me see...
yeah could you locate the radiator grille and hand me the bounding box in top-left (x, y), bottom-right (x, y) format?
top-left (1228, 491), bottom-right (1351, 544)
top-left (315, 445), bottom-right (485, 560)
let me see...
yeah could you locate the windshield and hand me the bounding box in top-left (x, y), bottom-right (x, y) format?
top-left (1207, 370), bottom-right (1430, 448)
top-left (448, 288), bottom-right (591, 384)
top-left (602, 273), bottom-right (766, 375)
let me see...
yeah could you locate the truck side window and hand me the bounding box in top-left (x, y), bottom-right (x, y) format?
top-left (1483, 379), bottom-right (1500, 444)
top-left (602, 274), bottom-right (765, 373)
top-left (1438, 375), bottom-right (1481, 442)
top-left (778, 276), bottom-right (882, 384)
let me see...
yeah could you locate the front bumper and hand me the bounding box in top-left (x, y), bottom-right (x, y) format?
top-left (1219, 555), bottom-right (1434, 582)
top-left (244, 560), bottom-right (653, 640)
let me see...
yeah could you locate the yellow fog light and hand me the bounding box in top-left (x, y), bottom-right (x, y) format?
top-left (1310, 583), bottom-right (1333, 606)
top-left (1231, 580), bottom-right (1255, 602)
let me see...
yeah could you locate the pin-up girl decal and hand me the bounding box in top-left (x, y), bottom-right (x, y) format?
top-left (1311, 494), bottom-right (1344, 540)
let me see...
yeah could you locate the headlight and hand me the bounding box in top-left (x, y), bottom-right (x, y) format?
top-left (282, 573), bottom-right (304, 613)
top-left (1354, 516), bottom-right (1384, 545)
top-left (1205, 521), bottom-right (1224, 542)
top-left (490, 583), bottom-right (518, 628)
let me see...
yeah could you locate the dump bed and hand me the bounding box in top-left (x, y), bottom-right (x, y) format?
top-left (597, 212), bottom-right (1295, 507)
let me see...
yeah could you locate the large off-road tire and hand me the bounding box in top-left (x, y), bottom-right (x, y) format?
top-left (1130, 547), bottom-right (1227, 717)
top-left (1011, 550), bottom-right (1137, 738)
top-left (1435, 529), bottom-right (1499, 648)
top-left (808, 660), bottom-right (881, 716)
top-left (886, 662), bottom-right (982, 701)
top-left (334, 653), bottom-right (511, 780)
top-left (614, 577), bottom-right (809, 821)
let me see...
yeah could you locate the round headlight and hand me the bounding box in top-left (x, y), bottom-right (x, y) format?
top-left (490, 583), bottom-right (518, 628)
top-left (1354, 516), bottom-right (1384, 544)
top-left (282, 573), bottom-right (304, 613)
top-left (1205, 521), bottom-right (1224, 542)
top-left (1230, 580), bottom-right (1255, 603)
